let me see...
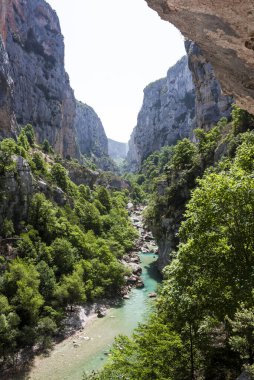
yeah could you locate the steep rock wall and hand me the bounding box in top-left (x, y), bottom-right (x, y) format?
top-left (145, 0), bottom-right (254, 115)
top-left (0, 0), bottom-right (78, 158)
top-left (185, 40), bottom-right (233, 130)
top-left (108, 138), bottom-right (128, 160)
top-left (0, 35), bottom-right (17, 139)
top-left (127, 56), bottom-right (196, 169)
top-left (74, 101), bottom-right (108, 158)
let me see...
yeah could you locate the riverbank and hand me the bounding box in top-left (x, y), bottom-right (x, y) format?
top-left (4, 204), bottom-right (160, 380)
top-left (9, 253), bottom-right (161, 380)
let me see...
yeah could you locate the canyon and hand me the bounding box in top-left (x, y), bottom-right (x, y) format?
top-left (0, 0), bottom-right (111, 163)
top-left (127, 43), bottom-right (232, 170)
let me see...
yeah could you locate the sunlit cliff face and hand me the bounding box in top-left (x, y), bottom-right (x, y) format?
top-left (146, 0), bottom-right (254, 115)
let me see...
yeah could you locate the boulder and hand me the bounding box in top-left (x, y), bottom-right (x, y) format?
top-left (97, 308), bottom-right (107, 318)
top-left (148, 292), bottom-right (157, 298)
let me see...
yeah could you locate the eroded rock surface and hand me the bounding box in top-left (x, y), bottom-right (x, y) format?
top-left (0, 0), bottom-right (79, 158)
top-left (127, 56), bottom-right (196, 169)
top-left (108, 138), bottom-right (128, 160)
top-left (74, 101), bottom-right (108, 159)
top-left (145, 0), bottom-right (254, 115)
top-left (0, 35), bottom-right (17, 140)
top-left (185, 40), bottom-right (233, 130)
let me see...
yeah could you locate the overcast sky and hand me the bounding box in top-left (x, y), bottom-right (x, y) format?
top-left (46, 0), bottom-right (186, 142)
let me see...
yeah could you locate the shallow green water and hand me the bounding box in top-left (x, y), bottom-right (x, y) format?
top-left (25, 253), bottom-right (161, 380)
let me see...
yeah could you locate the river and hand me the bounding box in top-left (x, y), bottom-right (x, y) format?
top-left (19, 253), bottom-right (161, 380)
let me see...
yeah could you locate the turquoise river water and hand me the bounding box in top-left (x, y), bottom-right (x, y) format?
top-left (20, 253), bottom-right (161, 380)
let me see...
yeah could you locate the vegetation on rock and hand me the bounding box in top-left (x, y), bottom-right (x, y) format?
top-left (0, 126), bottom-right (137, 369)
top-left (92, 107), bottom-right (254, 379)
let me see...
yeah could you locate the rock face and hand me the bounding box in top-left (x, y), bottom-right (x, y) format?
top-left (74, 101), bottom-right (108, 158)
top-left (108, 138), bottom-right (128, 160)
top-left (127, 56), bottom-right (196, 169)
top-left (0, 0), bottom-right (78, 158)
top-left (126, 129), bottom-right (139, 172)
top-left (127, 45), bottom-right (233, 172)
top-left (185, 40), bottom-right (233, 130)
top-left (145, 0), bottom-right (254, 115)
top-left (0, 35), bottom-right (17, 139)
top-left (0, 156), bottom-right (34, 228)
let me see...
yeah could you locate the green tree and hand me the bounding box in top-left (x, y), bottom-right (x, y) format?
top-left (50, 238), bottom-right (77, 276)
top-left (32, 152), bottom-right (46, 174)
top-left (1, 218), bottom-right (15, 238)
top-left (229, 304), bottom-right (254, 365)
top-left (51, 163), bottom-right (68, 191)
top-left (75, 200), bottom-right (102, 235)
top-left (170, 138), bottom-right (198, 171)
top-left (0, 138), bottom-right (19, 173)
top-left (42, 139), bottom-right (52, 153)
top-left (95, 186), bottom-right (111, 214)
top-left (54, 265), bottom-right (86, 311)
top-left (3, 259), bottom-right (44, 324)
top-left (36, 261), bottom-right (56, 300)
top-left (232, 104), bottom-right (254, 135)
top-left (21, 124), bottom-right (35, 146)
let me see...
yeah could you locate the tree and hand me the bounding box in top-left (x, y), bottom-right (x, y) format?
top-left (50, 238), bottom-right (77, 276)
top-left (0, 138), bottom-right (18, 173)
top-left (232, 104), bottom-right (254, 135)
top-left (51, 163), bottom-right (68, 191)
top-left (229, 305), bottom-right (254, 365)
top-left (21, 124), bottom-right (35, 146)
top-left (75, 200), bottom-right (102, 235)
top-left (32, 152), bottom-right (46, 174)
top-left (95, 186), bottom-right (111, 214)
top-left (36, 261), bottom-right (56, 300)
top-left (3, 259), bottom-right (44, 324)
top-left (170, 138), bottom-right (198, 171)
top-left (28, 193), bottom-right (57, 242)
top-left (1, 218), bottom-right (15, 238)
top-left (42, 139), bottom-right (52, 153)
top-left (54, 265), bottom-right (86, 311)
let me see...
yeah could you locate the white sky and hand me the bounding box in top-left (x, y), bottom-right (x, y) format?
top-left (46, 0), bottom-right (186, 142)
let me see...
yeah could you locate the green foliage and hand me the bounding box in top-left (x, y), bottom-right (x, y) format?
top-left (50, 238), bottom-right (77, 276)
top-left (99, 318), bottom-right (189, 380)
top-left (51, 163), bottom-right (69, 191)
top-left (95, 186), bottom-right (111, 214)
top-left (0, 117), bottom-right (139, 368)
top-left (101, 112), bottom-right (254, 379)
top-left (232, 104), bottom-right (254, 135)
top-left (0, 138), bottom-right (19, 173)
top-left (170, 138), bottom-right (198, 171)
top-left (194, 118), bottom-right (227, 165)
top-left (32, 152), bottom-right (47, 174)
top-left (17, 131), bottom-right (30, 151)
top-left (1, 218), bottom-right (14, 238)
top-left (54, 265), bottom-right (86, 309)
top-left (20, 124), bottom-right (35, 147)
top-left (2, 259), bottom-right (44, 324)
top-left (75, 200), bottom-right (102, 235)
top-left (229, 304), bottom-right (254, 364)
top-left (42, 139), bottom-right (52, 153)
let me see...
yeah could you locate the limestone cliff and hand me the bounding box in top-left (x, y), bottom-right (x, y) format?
top-left (74, 101), bottom-right (108, 159)
top-left (0, 35), bottom-right (17, 139)
top-left (145, 0), bottom-right (254, 115)
top-left (127, 45), bottom-right (233, 171)
top-left (185, 40), bottom-right (233, 130)
top-left (0, 0), bottom-right (78, 158)
top-left (108, 138), bottom-right (128, 160)
top-left (127, 56), bottom-right (196, 170)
